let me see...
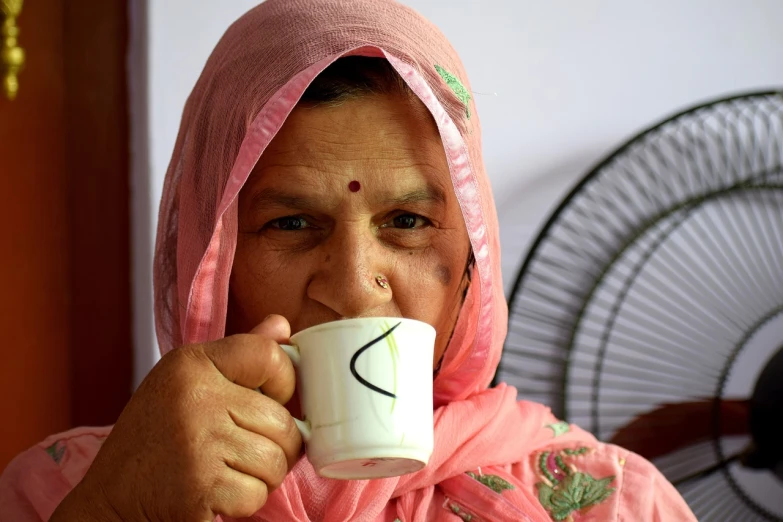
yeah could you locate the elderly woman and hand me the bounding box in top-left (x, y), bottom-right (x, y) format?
top-left (1, 1), bottom-right (697, 521)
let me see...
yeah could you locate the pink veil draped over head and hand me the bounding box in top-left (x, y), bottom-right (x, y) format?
top-left (0, 1), bottom-right (699, 521)
top-left (153, 0), bottom-right (504, 407)
top-left (152, 1), bottom-right (552, 519)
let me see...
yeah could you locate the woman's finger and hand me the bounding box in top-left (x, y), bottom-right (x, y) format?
top-left (211, 467), bottom-right (269, 519)
top-left (203, 332), bottom-right (296, 405)
top-left (222, 427), bottom-right (291, 491)
top-left (226, 386), bottom-right (303, 470)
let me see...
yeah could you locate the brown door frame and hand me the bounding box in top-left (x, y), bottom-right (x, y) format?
top-left (0, 0), bottom-right (131, 470)
top-left (64, 0), bottom-right (132, 427)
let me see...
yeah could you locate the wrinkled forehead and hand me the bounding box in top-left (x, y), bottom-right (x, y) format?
top-left (242, 88), bottom-right (455, 205)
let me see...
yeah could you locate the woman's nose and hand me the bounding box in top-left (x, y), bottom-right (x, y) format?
top-left (306, 226), bottom-right (392, 318)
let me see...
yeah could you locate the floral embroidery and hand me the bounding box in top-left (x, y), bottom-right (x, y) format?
top-left (535, 447), bottom-right (615, 521)
top-left (449, 503), bottom-right (475, 521)
top-left (546, 421), bottom-right (571, 437)
top-left (44, 440), bottom-right (65, 464)
top-left (434, 65), bottom-right (472, 119)
top-left (466, 471), bottom-right (515, 494)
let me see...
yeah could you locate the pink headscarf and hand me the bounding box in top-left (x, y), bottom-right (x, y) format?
top-left (152, 1), bottom-right (550, 519)
top-left (0, 1), bottom-right (699, 521)
top-left (153, 0), bottom-right (503, 407)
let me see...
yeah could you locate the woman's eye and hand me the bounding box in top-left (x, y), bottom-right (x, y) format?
top-left (269, 216), bottom-right (309, 230)
top-left (391, 214), bottom-right (428, 229)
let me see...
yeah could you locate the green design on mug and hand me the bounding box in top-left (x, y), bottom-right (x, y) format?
top-left (382, 320), bottom-right (401, 413)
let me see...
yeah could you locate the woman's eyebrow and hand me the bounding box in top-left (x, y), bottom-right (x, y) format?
top-left (249, 184), bottom-right (448, 211)
top-left (249, 187), bottom-right (321, 211)
top-left (383, 185), bottom-right (447, 206)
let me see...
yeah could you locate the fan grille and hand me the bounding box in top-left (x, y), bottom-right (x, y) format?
top-left (495, 92), bottom-right (783, 520)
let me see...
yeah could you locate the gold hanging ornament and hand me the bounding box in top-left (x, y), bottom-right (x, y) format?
top-left (1, 0), bottom-right (24, 101)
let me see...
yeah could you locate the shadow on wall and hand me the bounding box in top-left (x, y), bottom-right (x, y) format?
top-left (129, 0), bottom-right (159, 389)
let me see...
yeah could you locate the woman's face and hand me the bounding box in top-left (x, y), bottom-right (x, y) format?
top-left (227, 93), bottom-right (471, 368)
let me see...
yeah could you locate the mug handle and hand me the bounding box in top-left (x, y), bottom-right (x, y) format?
top-left (278, 343), bottom-right (311, 442)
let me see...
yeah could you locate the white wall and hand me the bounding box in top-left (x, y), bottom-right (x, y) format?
top-left (131, 0), bottom-right (783, 386)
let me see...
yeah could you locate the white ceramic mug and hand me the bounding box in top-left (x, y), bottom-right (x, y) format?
top-left (279, 317), bottom-right (435, 479)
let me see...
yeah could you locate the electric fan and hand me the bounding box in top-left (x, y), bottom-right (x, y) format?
top-left (493, 91), bottom-right (783, 521)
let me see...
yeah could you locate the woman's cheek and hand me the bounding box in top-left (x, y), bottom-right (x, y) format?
top-left (435, 264), bottom-right (453, 286)
top-left (395, 253), bottom-right (451, 318)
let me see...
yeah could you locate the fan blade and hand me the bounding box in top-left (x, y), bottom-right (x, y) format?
top-left (608, 399), bottom-right (749, 460)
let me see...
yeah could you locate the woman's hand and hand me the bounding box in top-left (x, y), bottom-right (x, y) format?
top-left (50, 314), bottom-right (301, 522)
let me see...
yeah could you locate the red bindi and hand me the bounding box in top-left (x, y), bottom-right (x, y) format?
top-left (348, 180), bottom-right (361, 192)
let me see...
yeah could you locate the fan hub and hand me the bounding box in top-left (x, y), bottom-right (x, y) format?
top-left (746, 345), bottom-right (783, 481)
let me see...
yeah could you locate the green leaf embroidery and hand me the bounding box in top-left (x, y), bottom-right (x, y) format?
top-left (536, 472), bottom-right (616, 521)
top-left (449, 503), bottom-right (474, 521)
top-left (538, 481), bottom-right (554, 503)
top-left (44, 440), bottom-right (65, 464)
top-left (546, 420), bottom-right (571, 438)
top-left (434, 64), bottom-right (472, 119)
top-left (466, 471), bottom-right (515, 494)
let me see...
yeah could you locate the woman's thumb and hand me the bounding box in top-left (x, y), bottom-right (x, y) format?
top-left (249, 314), bottom-right (291, 343)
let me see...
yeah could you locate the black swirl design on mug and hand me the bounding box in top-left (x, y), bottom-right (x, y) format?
top-left (349, 322), bottom-right (401, 399)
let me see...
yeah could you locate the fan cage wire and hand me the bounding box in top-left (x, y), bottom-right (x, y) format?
top-left (493, 90), bottom-right (783, 521)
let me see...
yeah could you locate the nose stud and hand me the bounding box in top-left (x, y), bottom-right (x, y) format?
top-left (375, 275), bottom-right (389, 289)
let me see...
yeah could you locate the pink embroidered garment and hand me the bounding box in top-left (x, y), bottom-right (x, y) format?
top-left (0, 1), bottom-right (697, 520)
